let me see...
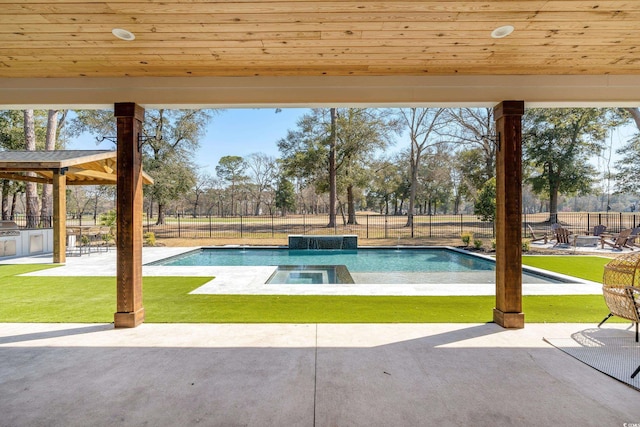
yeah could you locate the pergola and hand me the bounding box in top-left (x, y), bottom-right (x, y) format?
top-left (1, 1), bottom-right (639, 328)
top-left (0, 150), bottom-right (153, 264)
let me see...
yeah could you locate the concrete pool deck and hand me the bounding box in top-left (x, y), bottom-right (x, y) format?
top-left (1, 246), bottom-right (603, 296)
top-left (0, 247), bottom-right (602, 296)
top-left (1, 322), bottom-right (638, 426)
top-left (2, 248), bottom-right (638, 425)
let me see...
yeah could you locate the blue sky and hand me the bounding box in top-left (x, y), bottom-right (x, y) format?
top-left (68, 108), bottom-right (311, 174)
top-left (67, 108), bottom-right (636, 176)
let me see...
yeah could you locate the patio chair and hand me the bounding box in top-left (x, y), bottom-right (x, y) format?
top-left (627, 227), bottom-right (640, 248)
top-left (65, 227), bottom-right (81, 257)
top-left (592, 224), bottom-right (607, 236)
top-left (552, 227), bottom-right (574, 247)
top-left (573, 224), bottom-right (606, 248)
top-left (526, 224), bottom-right (547, 244)
top-left (600, 228), bottom-right (633, 251)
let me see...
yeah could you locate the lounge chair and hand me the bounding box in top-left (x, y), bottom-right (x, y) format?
top-left (627, 227), bottom-right (640, 248)
top-left (526, 224), bottom-right (547, 244)
top-left (600, 228), bottom-right (633, 251)
top-left (553, 227), bottom-right (574, 247)
top-left (592, 224), bottom-right (607, 236)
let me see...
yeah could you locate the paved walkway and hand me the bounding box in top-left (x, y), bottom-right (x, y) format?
top-left (1, 322), bottom-right (638, 427)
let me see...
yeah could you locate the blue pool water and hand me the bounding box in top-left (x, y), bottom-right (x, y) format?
top-left (149, 247), bottom-right (571, 284)
top-left (150, 248), bottom-right (493, 272)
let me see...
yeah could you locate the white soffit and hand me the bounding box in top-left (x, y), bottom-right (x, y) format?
top-left (0, 75), bottom-right (639, 109)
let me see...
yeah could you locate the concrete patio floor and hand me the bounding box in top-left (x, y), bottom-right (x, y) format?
top-left (1, 322), bottom-right (639, 427)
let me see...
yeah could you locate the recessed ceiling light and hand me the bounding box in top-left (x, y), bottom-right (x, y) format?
top-left (491, 25), bottom-right (514, 39)
top-left (112, 28), bottom-right (135, 41)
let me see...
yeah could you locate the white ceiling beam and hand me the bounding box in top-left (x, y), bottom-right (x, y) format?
top-left (1, 75), bottom-right (639, 109)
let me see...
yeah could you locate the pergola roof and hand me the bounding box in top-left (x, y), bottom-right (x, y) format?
top-left (0, 1), bottom-right (639, 108)
top-left (0, 150), bottom-right (154, 185)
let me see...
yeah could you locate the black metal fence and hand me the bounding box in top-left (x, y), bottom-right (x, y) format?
top-left (142, 214), bottom-right (495, 240)
top-left (3, 216), bottom-right (53, 229)
top-left (9, 212), bottom-right (638, 241)
top-left (137, 212), bottom-right (640, 241)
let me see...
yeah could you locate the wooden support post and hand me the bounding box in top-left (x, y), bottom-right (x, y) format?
top-left (114, 103), bottom-right (145, 328)
top-left (493, 100), bottom-right (525, 329)
top-left (52, 168), bottom-right (66, 264)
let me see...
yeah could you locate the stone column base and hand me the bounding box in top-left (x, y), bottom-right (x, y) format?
top-left (114, 308), bottom-right (145, 328)
top-left (493, 308), bottom-right (525, 329)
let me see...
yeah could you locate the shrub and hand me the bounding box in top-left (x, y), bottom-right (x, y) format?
top-left (522, 239), bottom-right (531, 252)
top-left (491, 239), bottom-right (496, 250)
top-left (473, 239), bottom-right (483, 250)
top-left (460, 231), bottom-right (473, 246)
top-left (99, 210), bottom-right (116, 227)
top-left (144, 232), bottom-right (156, 247)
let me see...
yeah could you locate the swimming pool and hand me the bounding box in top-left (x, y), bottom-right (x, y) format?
top-left (149, 247), bottom-right (572, 285)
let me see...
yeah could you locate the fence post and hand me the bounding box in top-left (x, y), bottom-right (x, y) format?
top-left (366, 215), bottom-right (369, 239)
top-left (429, 214), bottom-right (432, 238)
top-left (460, 214), bottom-right (463, 234)
top-left (620, 212), bottom-right (623, 230)
top-left (209, 215), bottom-right (212, 238)
top-left (271, 214), bottom-right (274, 238)
top-left (177, 214), bottom-right (181, 238)
top-left (411, 215), bottom-right (414, 238)
top-left (303, 213), bottom-right (306, 235)
top-left (240, 215), bottom-right (243, 238)
top-left (384, 215), bottom-right (388, 239)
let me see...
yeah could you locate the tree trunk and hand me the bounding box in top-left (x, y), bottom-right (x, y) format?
top-left (626, 107), bottom-right (640, 130)
top-left (23, 110), bottom-right (39, 228)
top-left (346, 184), bottom-right (357, 225)
top-left (11, 191), bottom-right (18, 220)
top-left (406, 137), bottom-right (418, 227)
top-left (93, 193), bottom-right (99, 222)
top-left (40, 110), bottom-right (58, 227)
top-left (327, 107), bottom-right (337, 227)
top-left (337, 200), bottom-right (347, 225)
top-left (156, 204), bottom-right (165, 225)
top-left (192, 194), bottom-right (200, 218)
top-left (549, 186), bottom-right (559, 224)
top-left (1, 180), bottom-right (9, 220)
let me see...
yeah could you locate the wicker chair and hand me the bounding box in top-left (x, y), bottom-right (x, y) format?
top-left (600, 252), bottom-right (640, 342)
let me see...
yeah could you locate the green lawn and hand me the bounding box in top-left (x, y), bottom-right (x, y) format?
top-left (522, 255), bottom-right (609, 283)
top-left (0, 257), bottom-right (613, 324)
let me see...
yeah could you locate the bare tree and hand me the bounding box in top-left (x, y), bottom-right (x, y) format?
top-left (23, 110), bottom-right (40, 228)
top-left (39, 110), bottom-right (67, 226)
top-left (398, 108), bottom-right (447, 227)
top-left (443, 108), bottom-right (497, 191)
top-left (328, 107), bottom-right (338, 227)
top-left (246, 152), bottom-right (278, 215)
top-left (190, 170), bottom-right (213, 217)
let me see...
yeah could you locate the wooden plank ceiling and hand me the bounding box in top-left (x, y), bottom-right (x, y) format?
top-left (0, 1), bottom-right (639, 78)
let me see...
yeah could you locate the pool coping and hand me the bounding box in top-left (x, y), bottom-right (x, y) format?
top-left (8, 245), bottom-right (602, 296)
top-left (153, 245), bottom-right (602, 296)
